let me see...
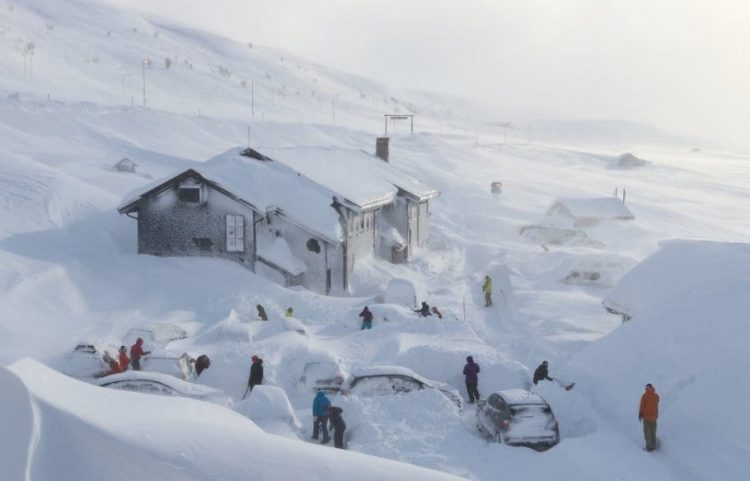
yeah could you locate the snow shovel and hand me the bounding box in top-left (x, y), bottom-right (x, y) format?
top-left (554, 378), bottom-right (575, 391)
top-left (242, 385), bottom-right (251, 400)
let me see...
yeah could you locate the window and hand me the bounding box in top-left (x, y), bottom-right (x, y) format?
top-left (226, 215), bottom-right (245, 252)
top-left (306, 238), bottom-right (321, 253)
top-left (178, 186), bottom-right (201, 203)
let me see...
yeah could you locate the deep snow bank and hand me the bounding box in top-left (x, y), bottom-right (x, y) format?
top-left (564, 241), bottom-right (750, 481)
top-left (2, 358), bottom-right (469, 481)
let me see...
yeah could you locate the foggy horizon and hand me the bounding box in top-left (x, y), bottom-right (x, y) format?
top-left (107, 0), bottom-right (750, 150)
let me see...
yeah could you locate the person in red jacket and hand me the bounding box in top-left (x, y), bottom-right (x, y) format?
top-left (639, 383), bottom-right (660, 451)
top-left (130, 338), bottom-right (151, 371)
top-left (118, 346), bottom-right (130, 372)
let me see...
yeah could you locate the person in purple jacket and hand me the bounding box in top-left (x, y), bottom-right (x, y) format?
top-left (463, 356), bottom-right (481, 403)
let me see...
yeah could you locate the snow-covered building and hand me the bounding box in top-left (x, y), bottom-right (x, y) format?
top-left (117, 146), bottom-right (439, 294)
top-left (545, 197), bottom-right (634, 228)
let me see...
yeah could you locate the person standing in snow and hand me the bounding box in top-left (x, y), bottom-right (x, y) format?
top-left (248, 355), bottom-right (264, 391)
top-left (463, 356), bottom-right (481, 403)
top-left (285, 307), bottom-right (294, 318)
top-left (639, 383), bottom-right (660, 451)
top-left (327, 405), bottom-right (346, 449)
top-left (533, 361), bottom-right (554, 385)
top-left (194, 354), bottom-right (211, 377)
top-left (359, 305), bottom-right (373, 330)
top-left (482, 276), bottom-right (493, 307)
top-left (129, 338), bottom-right (150, 371)
top-left (257, 304), bottom-right (268, 321)
top-left (415, 301), bottom-right (431, 317)
top-left (118, 345), bottom-right (129, 372)
top-left (311, 390), bottom-right (332, 443)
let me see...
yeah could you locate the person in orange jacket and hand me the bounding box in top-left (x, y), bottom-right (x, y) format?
top-left (638, 383), bottom-right (660, 451)
top-left (118, 345), bottom-right (129, 372)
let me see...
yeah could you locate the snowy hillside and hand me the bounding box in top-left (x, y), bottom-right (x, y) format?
top-left (1, 0), bottom-right (750, 481)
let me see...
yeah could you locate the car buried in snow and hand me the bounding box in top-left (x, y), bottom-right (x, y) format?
top-left (91, 371), bottom-right (231, 406)
top-left (476, 389), bottom-right (559, 450)
top-left (340, 365), bottom-right (462, 408)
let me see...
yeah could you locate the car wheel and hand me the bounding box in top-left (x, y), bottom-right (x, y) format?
top-left (476, 417), bottom-right (486, 435)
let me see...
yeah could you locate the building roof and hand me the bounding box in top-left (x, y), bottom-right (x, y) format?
top-left (118, 147), bottom-right (344, 243)
top-left (548, 197), bottom-right (634, 220)
top-left (262, 146), bottom-right (440, 205)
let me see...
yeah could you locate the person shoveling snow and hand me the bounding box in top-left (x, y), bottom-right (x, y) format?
top-left (533, 361), bottom-right (575, 390)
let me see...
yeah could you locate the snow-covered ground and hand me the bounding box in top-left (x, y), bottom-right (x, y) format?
top-left (1, 1), bottom-right (750, 480)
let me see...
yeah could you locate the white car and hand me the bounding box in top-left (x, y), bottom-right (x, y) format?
top-left (299, 360), bottom-right (345, 393)
top-left (92, 371), bottom-right (230, 406)
top-left (63, 342), bottom-right (118, 379)
top-left (341, 365), bottom-right (462, 408)
top-left (141, 350), bottom-right (195, 380)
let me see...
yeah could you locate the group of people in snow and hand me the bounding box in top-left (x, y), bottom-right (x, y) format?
top-left (464, 354), bottom-right (660, 451)
top-left (357, 302), bottom-right (444, 330)
top-left (101, 337), bottom-right (210, 379)
top-left (311, 390), bottom-right (346, 448)
top-left (244, 357), bottom-right (347, 449)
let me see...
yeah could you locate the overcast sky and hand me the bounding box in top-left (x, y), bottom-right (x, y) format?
top-left (108, 0), bottom-right (750, 148)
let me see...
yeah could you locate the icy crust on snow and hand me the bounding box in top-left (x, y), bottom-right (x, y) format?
top-left (2, 359), bottom-right (469, 481)
top-left (120, 147), bottom-right (345, 241)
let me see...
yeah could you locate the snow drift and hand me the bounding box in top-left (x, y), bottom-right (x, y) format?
top-left (565, 240), bottom-right (750, 481)
top-left (2, 358), bottom-right (469, 481)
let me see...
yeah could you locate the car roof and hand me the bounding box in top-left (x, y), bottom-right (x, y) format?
top-left (496, 389), bottom-right (548, 405)
top-left (94, 371), bottom-right (222, 396)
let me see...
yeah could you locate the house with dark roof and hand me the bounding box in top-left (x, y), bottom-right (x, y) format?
top-left (117, 144), bottom-right (439, 294)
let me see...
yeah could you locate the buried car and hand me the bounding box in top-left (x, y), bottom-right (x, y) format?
top-left (340, 365), bottom-right (462, 408)
top-left (91, 370), bottom-right (230, 406)
top-left (476, 389), bottom-right (559, 450)
top-left (63, 342), bottom-right (119, 379)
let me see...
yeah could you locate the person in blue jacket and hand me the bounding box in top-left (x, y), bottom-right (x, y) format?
top-left (312, 390), bottom-right (332, 444)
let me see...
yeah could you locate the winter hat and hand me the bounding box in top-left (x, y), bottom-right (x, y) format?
top-left (542, 360), bottom-right (548, 365)
top-left (251, 355), bottom-right (259, 361)
top-left (136, 337), bottom-right (144, 344)
top-left (466, 356), bottom-right (473, 363)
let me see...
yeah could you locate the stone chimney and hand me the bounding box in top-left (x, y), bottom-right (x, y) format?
top-left (376, 137), bottom-right (390, 162)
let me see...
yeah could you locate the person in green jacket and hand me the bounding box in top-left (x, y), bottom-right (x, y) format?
top-left (482, 275), bottom-right (493, 307)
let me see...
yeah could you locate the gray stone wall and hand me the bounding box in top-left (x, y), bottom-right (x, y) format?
top-left (136, 179), bottom-right (256, 268)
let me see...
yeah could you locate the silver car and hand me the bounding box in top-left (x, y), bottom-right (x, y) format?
top-left (476, 389), bottom-right (559, 450)
top-left (341, 365), bottom-right (462, 408)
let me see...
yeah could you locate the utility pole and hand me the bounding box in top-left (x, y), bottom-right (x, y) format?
top-left (251, 80), bottom-right (255, 120)
top-left (142, 58), bottom-right (151, 107)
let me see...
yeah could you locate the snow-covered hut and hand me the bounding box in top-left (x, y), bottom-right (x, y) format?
top-left (117, 146), bottom-right (439, 294)
top-left (546, 197), bottom-right (634, 228)
top-left (114, 157), bottom-right (137, 173)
